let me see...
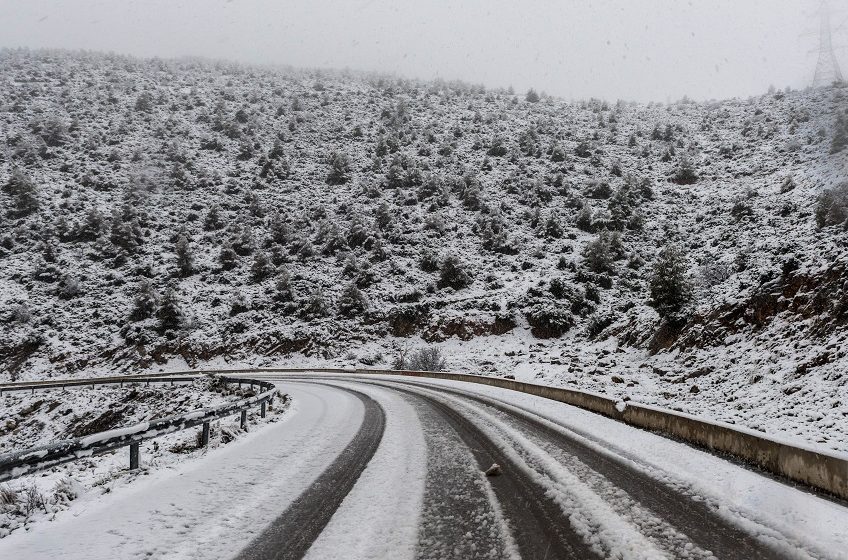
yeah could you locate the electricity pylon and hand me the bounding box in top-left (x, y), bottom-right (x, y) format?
top-left (812, 1), bottom-right (844, 87)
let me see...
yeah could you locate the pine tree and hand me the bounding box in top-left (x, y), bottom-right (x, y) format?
top-left (157, 286), bottom-right (183, 334)
top-left (204, 204), bottom-right (224, 231)
top-left (326, 151), bottom-right (352, 185)
top-left (234, 224), bottom-right (254, 255)
top-left (268, 212), bottom-right (290, 245)
top-left (338, 283), bottom-right (369, 317)
top-left (4, 169), bottom-right (39, 216)
top-left (174, 235), bottom-right (194, 277)
top-left (304, 288), bottom-right (330, 318)
top-left (274, 268), bottom-right (295, 303)
top-left (582, 236), bottom-right (613, 274)
top-left (251, 250), bottom-right (272, 282)
top-left (648, 244), bottom-right (693, 318)
top-left (672, 154), bottom-right (698, 185)
top-left (219, 240), bottom-right (239, 270)
top-left (130, 279), bottom-right (158, 321)
top-left (438, 255), bottom-right (473, 290)
top-left (575, 202), bottom-right (594, 232)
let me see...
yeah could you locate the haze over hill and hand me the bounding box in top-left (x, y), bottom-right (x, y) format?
top-left (0, 0), bottom-right (821, 102)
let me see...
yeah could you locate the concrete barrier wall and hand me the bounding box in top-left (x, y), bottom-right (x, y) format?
top-left (4, 367), bottom-right (847, 500)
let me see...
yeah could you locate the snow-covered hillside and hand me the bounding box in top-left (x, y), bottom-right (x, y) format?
top-left (1, 49), bottom-right (847, 451)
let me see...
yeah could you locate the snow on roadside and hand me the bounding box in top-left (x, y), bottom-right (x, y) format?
top-left (0, 378), bottom-right (287, 538)
top-left (0, 383), bottom-right (354, 559)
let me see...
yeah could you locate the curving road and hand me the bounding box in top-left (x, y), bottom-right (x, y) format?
top-left (2, 373), bottom-right (847, 560)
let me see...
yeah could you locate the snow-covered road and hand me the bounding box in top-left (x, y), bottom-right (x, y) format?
top-left (2, 373), bottom-right (847, 559)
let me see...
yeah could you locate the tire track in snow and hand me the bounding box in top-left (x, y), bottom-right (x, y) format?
top-left (408, 397), bottom-right (520, 560)
top-left (386, 378), bottom-right (795, 559)
top-left (233, 384), bottom-right (385, 560)
top-left (383, 383), bottom-right (604, 560)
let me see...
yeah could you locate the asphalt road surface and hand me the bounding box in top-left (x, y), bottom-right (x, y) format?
top-left (2, 373), bottom-right (847, 560)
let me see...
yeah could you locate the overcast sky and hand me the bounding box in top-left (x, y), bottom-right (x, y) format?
top-left (0, 0), bottom-right (839, 102)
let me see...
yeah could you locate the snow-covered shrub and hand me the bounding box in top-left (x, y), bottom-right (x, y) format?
top-left (12, 303), bottom-right (31, 324)
top-left (780, 175), bottom-right (796, 194)
top-left (487, 135), bottom-right (508, 156)
top-left (582, 235), bottom-right (614, 274)
top-left (584, 180), bottom-right (612, 199)
top-left (672, 154), bottom-right (699, 185)
top-left (420, 249), bottom-right (440, 272)
top-left (57, 274), bottom-right (81, 299)
top-left (174, 235), bottom-right (194, 277)
top-left (698, 257), bottom-right (733, 290)
top-left (542, 212), bottom-right (564, 239)
top-left (229, 290), bottom-right (251, 316)
top-left (251, 250), bottom-right (272, 282)
top-left (346, 214), bottom-right (373, 248)
top-left (130, 279), bottom-right (158, 321)
top-left (524, 299), bottom-right (575, 338)
top-left (52, 477), bottom-right (82, 505)
top-left (302, 288), bottom-right (331, 319)
top-left (438, 255), bottom-right (473, 290)
top-left (22, 484), bottom-right (47, 518)
top-left (648, 244), bottom-right (693, 319)
top-left (394, 346), bottom-right (447, 372)
top-left (233, 223), bottom-right (255, 255)
top-left (338, 283), bottom-right (369, 317)
top-left (273, 268), bottom-right (295, 304)
top-left (575, 202), bottom-right (594, 232)
top-left (586, 312), bottom-right (616, 339)
top-left (326, 150), bottom-right (353, 185)
top-left (134, 91), bottom-right (154, 112)
top-left (814, 182), bottom-right (848, 228)
top-left (3, 169), bottom-right (39, 216)
top-left (219, 240), bottom-right (239, 270)
top-left (730, 200), bottom-right (754, 221)
top-left (157, 286), bottom-right (183, 334)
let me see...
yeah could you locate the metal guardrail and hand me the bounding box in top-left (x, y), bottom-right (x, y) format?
top-left (0, 375), bottom-right (278, 483)
top-left (0, 371), bottom-right (205, 392)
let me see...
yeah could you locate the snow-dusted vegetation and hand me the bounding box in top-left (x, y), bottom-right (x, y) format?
top-left (1, 48), bottom-right (847, 451)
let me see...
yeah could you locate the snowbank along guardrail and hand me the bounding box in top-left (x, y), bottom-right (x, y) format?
top-left (0, 374), bottom-right (277, 483)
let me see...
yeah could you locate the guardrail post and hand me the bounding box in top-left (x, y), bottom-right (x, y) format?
top-left (261, 401), bottom-right (266, 418)
top-left (201, 421), bottom-right (210, 447)
top-left (240, 409), bottom-right (247, 430)
top-left (129, 442), bottom-right (140, 470)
